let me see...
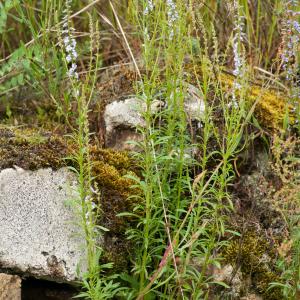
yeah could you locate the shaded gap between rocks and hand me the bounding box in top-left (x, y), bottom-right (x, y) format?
top-left (21, 278), bottom-right (78, 300)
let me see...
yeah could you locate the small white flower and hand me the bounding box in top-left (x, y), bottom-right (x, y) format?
top-left (63, 37), bottom-right (70, 45)
top-left (229, 0), bottom-right (247, 108)
top-left (72, 49), bottom-right (78, 58)
top-left (144, 0), bottom-right (154, 15)
top-left (62, 0), bottom-right (79, 82)
top-left (66, 54), bottom-right (72, 62)
top-left (166, 0), bottom-right (178, 39)
top-left (62, 20), bottom-right (68, 28)
top-left (66, 44), bottom-right (73, 52)
top-left (73, 89), bottom-right (80, 97)
top-left (281, 0), bottom-right (300, 114)
top-left (68, 68), bottom-right (77, 77)
top-left (293, 20), bottom-right (300, 33)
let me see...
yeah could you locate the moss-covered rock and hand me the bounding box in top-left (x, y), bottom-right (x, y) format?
top-left (0, 126), bottom-right (69, 170)
top-left (90, 146), bottom-right (140, 233)
top-left (219, 73), bottom-right (295, 130)
top-left (0, 126), bottom-right (139, 272)
top-left (89, 146), bottom-right (140, 271)
top-left (224, 232), bottom-right (283, 300)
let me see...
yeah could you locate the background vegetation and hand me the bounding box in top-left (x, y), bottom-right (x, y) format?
top-left (0, 0), bottom-right (299, 299)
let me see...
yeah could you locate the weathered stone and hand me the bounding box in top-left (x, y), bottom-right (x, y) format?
top-left (0, 273), bottom-right (21, 300)
top-left (104, 85), bottom-right (205, 150)
top-left (212, 264), bottom-right (243, 299)
top-left (184, 83), bottom-right (205, 121)
top-left (241, 294), bottom-right (263, 300)
top-left (104, 97), bottom-right (162, 150)
top-left (0, 167), bottom-right (86, 283)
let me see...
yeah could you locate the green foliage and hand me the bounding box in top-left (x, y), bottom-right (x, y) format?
top-left (0, 0), bottom-right (20, 34)
top-left (0, 45), bottom-right (30, 93)
top-left (270, 228), bottom-right (300, 299)
top-left (268, 135), bottom-right (300, 299)
top-left (118, 1), bottom-right (251, 299)
top-left (1, 1), bottom-right (300, 300)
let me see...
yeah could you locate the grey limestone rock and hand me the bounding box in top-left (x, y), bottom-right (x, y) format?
top-left (0, 167), bottom-right (86, 283)
top-left (212, 264), bottom-right (243, 299)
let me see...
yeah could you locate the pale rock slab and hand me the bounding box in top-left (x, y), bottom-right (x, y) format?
top-left (104, 97), bottom-right (162, 150)
top-left (104, 85), bottom-right (205, 150)
top-left (0, 273), bottom-right (21, 300)
top-left (212, 264), bottom-right (243, 298)
top-left (184, 83), bottom-right (205, 121)
top-left (0, 167), bottom-right (86, 283)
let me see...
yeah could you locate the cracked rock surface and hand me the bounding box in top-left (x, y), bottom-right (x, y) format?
top-left (0, 167), bottom-right (86, 283)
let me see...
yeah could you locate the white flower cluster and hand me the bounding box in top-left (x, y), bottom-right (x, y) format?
top-left (282, 1), bottom-right (300, 80)
top-left (62, 0), bottom-right (78, 80)
top-left (231, 0), bottom-right (246, 107)
top-left (281, 0), bottom-right (300, 117)
top-left (84, 193), bottom-right (97, 226)
top-left (166, 0), bottom-right (179, 39)
top-left (144, 0), bottom-right (154, 15)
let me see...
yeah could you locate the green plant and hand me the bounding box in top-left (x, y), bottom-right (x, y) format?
top-left (1, 1), bottom-right (300, 299)
top-left (268, 135), bottom-right (300, 299)
top-left (57, 3), bottom-right (122, 299)
top-left (116, 1), bottom-right (254, 299)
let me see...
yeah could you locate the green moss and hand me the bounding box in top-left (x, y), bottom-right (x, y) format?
top-left (90, 146), bottom-right (140, 271)
top-left (219, 73), bottom-right (295, 130)
top-left (0, 126), bottom-right (69, 170)
top-left (90, 146), bottom-right (138, 198)
top-left (101, 235), bottom-right (132, 273)
top-left (224, 232), bottom-right (282, 300)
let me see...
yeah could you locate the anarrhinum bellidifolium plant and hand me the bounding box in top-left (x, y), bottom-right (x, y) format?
top-left (58, 2), bottom-right (121, 299)
top-left (118, 1), bottom-right (252, 299)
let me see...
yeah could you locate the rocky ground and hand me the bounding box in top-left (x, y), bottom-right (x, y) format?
top-left (0, 64), bottom-right (298, 299)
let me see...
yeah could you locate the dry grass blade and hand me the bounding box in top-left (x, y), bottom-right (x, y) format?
top-left (109, 1), bottom-right (141, 79)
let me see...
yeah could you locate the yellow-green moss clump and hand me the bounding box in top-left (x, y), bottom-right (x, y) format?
top-left (224, 232), bottom-right (282, 299)
top-left (90, 146), bottom-right (138, 198)
top-left (90, 146), bottom-right (139, 232)
top-left (219, 73), bottom-right (296, 130)
top-left (0, 126), bottom-right (69, 170)
top-left (90, 146), bottom-right (140, 271)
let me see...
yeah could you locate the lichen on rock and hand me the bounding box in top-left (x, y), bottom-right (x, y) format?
top-left (0, 167), bottom-right (86, 283)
